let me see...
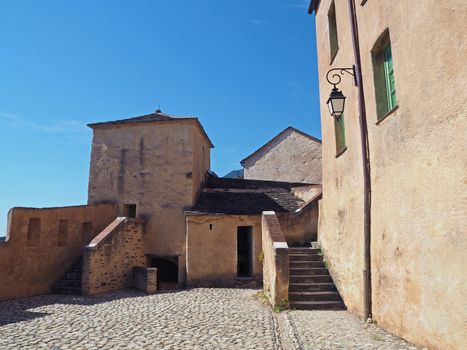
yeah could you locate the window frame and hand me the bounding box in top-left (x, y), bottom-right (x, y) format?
top-left (371, 30), bottom-right (398, 122)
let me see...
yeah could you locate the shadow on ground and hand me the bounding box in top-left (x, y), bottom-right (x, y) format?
top-left (0, 288), bottom-right (181, 327)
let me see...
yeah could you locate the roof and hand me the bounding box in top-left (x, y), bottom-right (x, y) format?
top-left (240, 126), bottom-right (321, 166)
top-left (87, 111), bottom-right (214, 148)
top-left (185, 177), bottom-right (310, 216)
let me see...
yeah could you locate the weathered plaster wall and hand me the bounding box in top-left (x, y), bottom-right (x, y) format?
top-left (82, 218), bottom-right (145, 295)
top-left (277, 200), bottom-right (319, 246)
top-left (191, 124), bottom-right (211, 205)
top-left (243, 129), bottom-right (322, 184)
top-left (87, 121), bottom-right (211, 285)
top-left (314, 1), bottom-right (467, 349)
top-left (262, 211), bottom-right (289, 307)
top-left (185, 215), bottom-right (262, 286)
top-left (0, 204), bottom-right (118, 300)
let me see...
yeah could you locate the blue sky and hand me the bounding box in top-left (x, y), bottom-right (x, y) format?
top-left (0, 0), bottom-right (320, 236)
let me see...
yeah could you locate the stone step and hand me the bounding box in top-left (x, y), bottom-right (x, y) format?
top-left (289, 267), bottom-right (329, 276)
top-left (66, 272), bottom-right (82, 280)
top-left (288, 254), bottom-right (322, 262)
top-left (59, 279), bottom-right (81, 288)
top-left (290, 300), bottom-right (346, 311)
top-left (290, 275), bottom-right (333, 283)
top-left (288, 291), bottom-right (342, 302)
top-left (289, 261), bottom-right (324, 268)
top-left (288, 248), bottom-right (321, 254)
top-left (53, 286), bottom-right (81, 295)
top-left (289, 282), bottom-right (337, 292)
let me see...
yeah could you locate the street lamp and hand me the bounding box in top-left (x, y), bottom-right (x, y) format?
top-left (326, 87), bottom-right (346, 119)
top-left (325, 66), bottom-right (356, 118)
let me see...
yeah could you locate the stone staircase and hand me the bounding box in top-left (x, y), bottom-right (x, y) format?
top-left (53, 256), bottom-right (83, 295)
top-left (288, 246), bottom-right (345, 310)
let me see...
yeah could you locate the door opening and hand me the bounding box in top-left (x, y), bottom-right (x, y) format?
top-left (149, 256), bottom-right (178, 290)
top-left (237, 226), bottom-right (253, 277)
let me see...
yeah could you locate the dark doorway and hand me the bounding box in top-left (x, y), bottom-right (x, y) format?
top-left (150, 257), bottom-right (178, 289)
top-left (237, 226), bottom-right (253, 277)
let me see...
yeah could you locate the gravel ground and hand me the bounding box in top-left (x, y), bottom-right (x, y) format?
top-left (0, 288), bottom-right (422, 350)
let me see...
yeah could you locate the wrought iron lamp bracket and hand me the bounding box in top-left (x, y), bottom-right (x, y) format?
top-left (326, 65), bottom-right (357, 88)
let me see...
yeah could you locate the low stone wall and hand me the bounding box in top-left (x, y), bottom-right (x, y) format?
top-left (0, 204), bottom-right (118, 300)
top-left (132, 266), bottom-right (157, 293)
top-left (262, 211), bottom-right (289, 307)
top-left (277, 192), bottom-right (321, 246)
top-left (82, 218), bottom-right (146, 295)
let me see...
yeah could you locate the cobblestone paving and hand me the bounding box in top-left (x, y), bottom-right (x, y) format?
top-left (0, 288), bottom-right (422, 350)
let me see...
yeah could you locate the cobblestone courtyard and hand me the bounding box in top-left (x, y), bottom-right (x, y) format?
top-left (0, 289), bottom-right (421, 350)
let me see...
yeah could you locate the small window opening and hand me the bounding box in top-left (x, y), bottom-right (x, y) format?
top-left (328, 1), bottom-right (339, 62)
top-left (57, 219), bottom-right (69, 246)
top-left (124, 204), bottom-right (137, 218)
top-left (209, 224), bottom-right (213, 230)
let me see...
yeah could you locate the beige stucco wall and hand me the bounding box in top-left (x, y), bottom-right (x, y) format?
top-left (185, 214), bottom-right (262, 286)
top-left (277, 200), bottom-right (319, 246)
top-left (0, 204), bottom-right (118, 300)
top-left (262, 212), bottom-right (289, 307)
top-left (243, 129), bottom-right (322, 184)
top-left (314, 1), bottom-right (467, 349)
top-left (87, 121), bottom-right (211, 284)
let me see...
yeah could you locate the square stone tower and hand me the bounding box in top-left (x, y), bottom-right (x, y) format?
top-left (87, 111), bottom-right (213, 284)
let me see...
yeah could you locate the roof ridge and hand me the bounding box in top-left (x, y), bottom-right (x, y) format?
top-left (240, 126), bottom-right (321, 165)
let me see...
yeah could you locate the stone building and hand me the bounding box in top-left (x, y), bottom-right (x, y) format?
top-left (0, 110), bottom-right (326, 302)
top-left (241, 127), bottom-right (322, 184)
top-left (308, 1), bottom-right (467, 349)
top-left (87, 111), bottom-right (213, 287)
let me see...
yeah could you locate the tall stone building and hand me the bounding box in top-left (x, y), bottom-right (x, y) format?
top-left (241, 127), bottom-right (322, 184)
top-left (87, 111), bottom-right (213, 284)
top-left (308, 1), bottom-right (466, 349)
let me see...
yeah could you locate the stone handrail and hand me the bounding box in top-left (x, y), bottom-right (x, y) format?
top-left (262, 211), bottom-right (289, 307)
top-left (87, 217), bottom-right (127, 249)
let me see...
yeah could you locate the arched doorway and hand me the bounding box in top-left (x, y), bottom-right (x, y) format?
top-left (149, 256), bottom-right (178, 290)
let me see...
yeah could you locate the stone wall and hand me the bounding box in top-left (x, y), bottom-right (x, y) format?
top-left (185, 214), bottom-right (262, 287)
top-left (313, 1), bottom-right (467, 348)
top-left (0, 204), bottom-right (118, 300)
top-left (87, 120), bottom-right (211, 286)
top-left (82, 218), bottom-right (145, 295)
top-left (277, 193), bottom-right (321, 246)
top-left (261, 211), bottom-right (289, 307)
top-left (243, 128), bottom-right (322, 184)
top-left (132, 266), bottom-right (157, 294)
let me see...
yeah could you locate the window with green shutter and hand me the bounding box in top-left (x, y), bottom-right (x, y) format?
top-left (372, 31), bottom-right (397, 120)
top-left (334, 114), bottom-right (347, 156)
top-left (328, 1), bottom-right (338, 63)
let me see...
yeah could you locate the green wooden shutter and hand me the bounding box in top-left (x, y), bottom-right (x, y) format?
top-left (334, 114), bottom-right (346, 155)
top-left (383, 44), bottom-right (396, 110)
top-left (328, 2), bottom-right (338, 61)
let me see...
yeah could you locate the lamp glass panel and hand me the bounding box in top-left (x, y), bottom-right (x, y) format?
top-left (332, 97), bottom-right (345, 115)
